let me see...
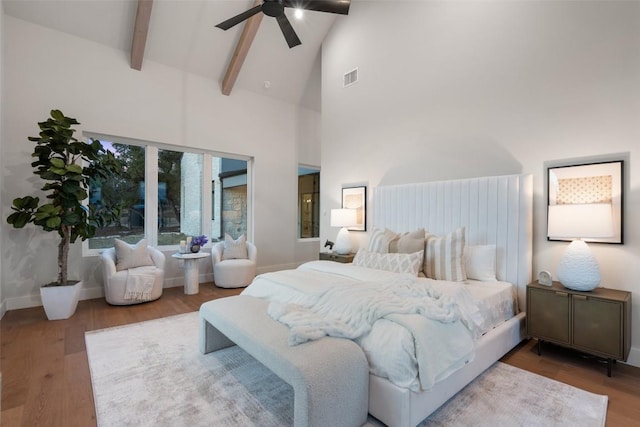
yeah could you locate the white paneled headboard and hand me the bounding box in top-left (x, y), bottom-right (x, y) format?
top-left (373, 174), bottom-right (533, 309)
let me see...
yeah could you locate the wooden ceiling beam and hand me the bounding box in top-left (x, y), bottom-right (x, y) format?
top-left (130, 0), bottom-right (154, 71)
top-left (221, 0), bottom-right (264, 96)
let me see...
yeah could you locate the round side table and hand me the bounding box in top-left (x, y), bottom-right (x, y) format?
top-left (172, 252), bottom-right (209, 294)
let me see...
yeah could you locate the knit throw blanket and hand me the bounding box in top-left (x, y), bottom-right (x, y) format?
top-left (268, 276), bottom-right (461, 345)
top-left (124, 267), bottom-right (157, 301)
top-left (268, 276), bottom-right (478, 390)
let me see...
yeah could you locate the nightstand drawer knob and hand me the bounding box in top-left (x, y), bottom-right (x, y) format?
top-left (555, 291), bottom-right (568, 297)
top-left (573, 295), bottom-right (588, 300)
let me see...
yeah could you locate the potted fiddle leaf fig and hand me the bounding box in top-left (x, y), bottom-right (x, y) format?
top-left (6, 109), bottom-right (122, 320)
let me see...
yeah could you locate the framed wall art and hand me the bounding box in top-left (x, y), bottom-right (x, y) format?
top-left (547, 160), bottom-right (623, 244)
top-left (342, 186), bottom-right (366, 231)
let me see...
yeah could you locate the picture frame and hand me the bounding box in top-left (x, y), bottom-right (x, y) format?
top-left (341, 186), bottom-right (366, 231)
top-left (547, 160), bottom-right (623, 244)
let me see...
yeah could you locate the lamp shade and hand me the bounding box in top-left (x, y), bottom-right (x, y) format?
top-left (331, 208), bottom-right (357, 228)
top-left (547, 203), bottom-right (614, 239)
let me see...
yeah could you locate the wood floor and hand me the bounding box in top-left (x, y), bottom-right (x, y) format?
top-left (2, 284), bottom-right (639, 426)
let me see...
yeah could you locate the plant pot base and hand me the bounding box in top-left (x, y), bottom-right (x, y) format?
top-left (40, 281), bottom-right (82, 320)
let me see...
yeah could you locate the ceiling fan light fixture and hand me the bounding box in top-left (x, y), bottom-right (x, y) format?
top-left (262, 1), bottom-right (285, 18)
top-left (215, 0), bottom-right (351, 48)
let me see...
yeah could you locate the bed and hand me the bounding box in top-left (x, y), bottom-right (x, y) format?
top-left (238, 174), bottom-right (532, 426)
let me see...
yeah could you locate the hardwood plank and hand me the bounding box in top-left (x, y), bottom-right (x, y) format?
top-left (130, 0), bottom-right (154, 71)
top-left (1, 405), bottom-right (23, 426)
top-left (2, 286), bottom-right (639, 426)
top-left (221, 0), bottom-right (264, 96)
top-left (64, 351), bottom-right (96, 426)
top-left (20, 320), bottom-right (66, 426)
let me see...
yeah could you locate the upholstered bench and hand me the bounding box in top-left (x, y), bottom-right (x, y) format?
top-left (199, 295), bottom-right (369, 427)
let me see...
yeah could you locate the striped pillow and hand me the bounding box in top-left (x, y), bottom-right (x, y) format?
top-left (367, 228), bottom-right (399, 253)
top-left (424, 227), bottom-right (467, 282)
top-left (353, 248), bottom-right (424, 276)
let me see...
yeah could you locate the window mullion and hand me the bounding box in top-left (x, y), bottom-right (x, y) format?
top-left (146, 145), bottom-right (159, 246)
top-left (202, 153), bottom-right (213, 241)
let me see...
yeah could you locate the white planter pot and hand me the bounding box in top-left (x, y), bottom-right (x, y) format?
top-left (40, 280), bottom-right (82, 320)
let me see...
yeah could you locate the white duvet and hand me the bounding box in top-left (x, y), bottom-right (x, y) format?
top-left (242, 261), bottom-right (488, 391)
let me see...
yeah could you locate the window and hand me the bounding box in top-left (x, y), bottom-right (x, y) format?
top-left (211, 158), bottom-right (248, 240)
top-left (298, 166), bottom-right (320, 239)
top-left (88, 141), bottom-right (145, 249)
top-left (86, 134), bottom-right (250, 251)
top-left (158, 149), bottom-right (203, 245)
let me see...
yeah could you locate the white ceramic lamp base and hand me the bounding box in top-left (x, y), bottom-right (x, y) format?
top-left (334, 227), bottom-right (353, 255)
top-left (557, 239), bottom-right (601, 291)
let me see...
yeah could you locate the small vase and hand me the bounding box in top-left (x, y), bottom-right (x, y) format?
top-left (190, 244), bottom-right (201, 253)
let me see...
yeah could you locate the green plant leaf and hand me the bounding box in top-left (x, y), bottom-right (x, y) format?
top-left (7, 211), bottom-right (31, 228)
top-left (50, 109), bottom-right (64, 121)
top-left (45, 217), bottom-right (62, 228)
top-left (61, 180), bottom-right (80, 194)
top-left (12, 196), bottom-right (36, 209)
top-left (50, 167), bottom-right (67, 175)
top-left (66, 164), bottom-right (82, 174)
top-left (50, 158), bottom-right (65, 168)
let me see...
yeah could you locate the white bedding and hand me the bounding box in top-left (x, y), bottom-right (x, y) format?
top-left (242, 261), bottom-right (517, 392)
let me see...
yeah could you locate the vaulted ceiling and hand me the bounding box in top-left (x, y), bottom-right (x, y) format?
top-left (2, 0), bottom-right (343, 111)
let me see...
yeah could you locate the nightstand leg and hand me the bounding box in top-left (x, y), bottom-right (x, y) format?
top-left (607, 359), bottom-right (612, 377)
top-left (537, 339), bottom-right (542, 356)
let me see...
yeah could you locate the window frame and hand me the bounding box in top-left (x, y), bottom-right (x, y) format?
top-left (297, 164), bottom-right (321, 241)
top-left (82, 132), bottom-right (252, 256)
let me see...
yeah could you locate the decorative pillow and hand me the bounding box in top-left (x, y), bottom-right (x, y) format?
top-left (465, 245), bottom-right (497, 281)
top-left (353, 248), bottom-right (424, 276)
top-left (367, 228), bottom-right (399, 254)
top-left (222, 233), bottom-right (248, 260)
top-left (114, 238), bottom-right (154, 272)
top-left (424, 227), bottom-right (467, 282)
top-left (389, 228), bottom-right (426, 273)
top-left (389, 228), bottom-right (426, 253)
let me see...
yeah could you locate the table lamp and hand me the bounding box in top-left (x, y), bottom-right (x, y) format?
top-left (547, 203), bottom-right (614, 291)
top-left (331, 208), bottom-right (357, 255)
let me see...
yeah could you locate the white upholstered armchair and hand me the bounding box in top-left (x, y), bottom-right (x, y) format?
top-left (100, 245), bottom-right (165, 305)
top-left (211, 240), bottom-right (257, 288)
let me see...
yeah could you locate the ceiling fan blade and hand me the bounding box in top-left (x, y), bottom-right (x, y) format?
top-left (282, 0), bottom-right (350, 15)
top-left (275, 14), bottom-right (302, 48)
top-left (215, 4), bottom-right (263, 30)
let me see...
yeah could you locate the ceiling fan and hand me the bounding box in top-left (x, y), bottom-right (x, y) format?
top-left (215, 0), bottom-right (351, 48)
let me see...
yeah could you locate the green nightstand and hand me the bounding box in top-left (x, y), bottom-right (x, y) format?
top-left (527, 281), bottom-right (631, 376)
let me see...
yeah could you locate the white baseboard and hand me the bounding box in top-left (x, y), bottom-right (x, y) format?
top-left (624, 346), bottom-right (640, 368)
top-left (3, 271), bottom-right (217, 313)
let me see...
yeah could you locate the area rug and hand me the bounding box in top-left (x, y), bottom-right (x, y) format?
top-left (85, 312), bottom-right (608, 427)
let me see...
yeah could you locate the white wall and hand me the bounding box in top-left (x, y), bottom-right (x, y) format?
top-left (321, 1), bottom-right (640, 365)
top-left (0, 6), bottom-right (5, 317)
top-left (294, 106), bottom-right (323, 263)
top-left (0, 16), bottom-right (321, 311)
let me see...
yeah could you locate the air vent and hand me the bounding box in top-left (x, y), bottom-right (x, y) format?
top-left (343, 68), bottom-right (358, 87)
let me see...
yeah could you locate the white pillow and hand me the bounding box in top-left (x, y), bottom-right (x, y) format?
top-left (424, 227), bottom-right (467, 282)
top-left (114, 238), bottom-right (154, 272)
top-left (353, 248), bottom-right (424, 276)
top-left (464, 245), bottom-right (497, 281)
top-left (367, 228), bottom-right (399, 253)
top-left (222, 234), bottom-right (248, 260)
